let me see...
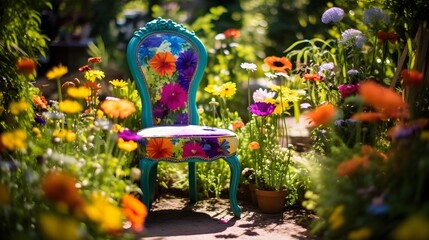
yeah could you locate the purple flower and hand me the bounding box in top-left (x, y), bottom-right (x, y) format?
top-left (118, 129), bottom-right (142, 142)
top-left (174, 113), bottom-right (188, 125)
top-left (182, 141), bottom-right (207, 158)
top-left (250, 102), bottom-right (276, 117)
top-left (347, 69), bottom-right (360, 76)
top-left (321, 7), bottom-right (345, 24)
top-left (367, 203), bottom-right (389, 215)
top-left (393, 126), bottom-right (420, 139)
top-left (338, 83), bottom-right (360, 98)
top-left (160, 83), bottom-right (187, 110)
top-left (340, 29), bottom-right (367, 49)
top-left (201, 138), bottom-right (221, 158)
top-left (178, 67), bottom-right (195, 90)
top-left (153, 101), bottom-right (168, 119)
top-left (176, 50), bottom-right (198, 72)
top-left (363, 8), bottom-right (390, 25)
top-left (34, 114), bottom-right (46, 124)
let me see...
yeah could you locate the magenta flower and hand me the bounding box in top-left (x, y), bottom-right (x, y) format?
top-left (338, 83), bottom-right (360, 98)
top-left (160, 83), bottom-right (187, 110)
top-left (182, 141), bottom-right (207, 158)
top-left (118, 129), bottom-right (142, 142)
top-left (249, 102), bottom-right (276, 116)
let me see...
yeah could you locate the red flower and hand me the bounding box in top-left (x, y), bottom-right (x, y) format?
top-left (401, 69), bottom-right (424, 86)
top-left (223, 28), bottom-right (240, 39)
top-left (16, 58), bottom-right (36, 75)
top-left (377, 31), bottom-right (398, 44)
top-left (78, 65), bottom-right (92, 72)
top-left (88, 57), bottom-right (102, 63)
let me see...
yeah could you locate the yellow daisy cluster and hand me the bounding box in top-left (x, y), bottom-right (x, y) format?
top-left (59, 100), bottom-right (83, 114)
top-left (0, 129), bottom-right (27, 151)
top-left (117, 138), bottom-right (138, 152)
top-left (9, 100), bottom-right (28, 115)
top-left (53, 129), bottom-right (76, 142)
top-left (109, 79), bottom-right (128, 89)
top-left (67, 86), bottom-right (91, 99)
top-left (84, 69), bottom-right (105, 82)
top-left (46, 65), bottom-right (68, 80)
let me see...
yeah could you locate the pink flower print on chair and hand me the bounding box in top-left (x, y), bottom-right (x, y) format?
top-left (182, 141), bottom-right (207, 158)
top-left (160, 83), bottom-right (187, 110)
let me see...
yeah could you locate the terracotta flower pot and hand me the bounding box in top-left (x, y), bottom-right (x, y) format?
top-left (255, 188), bottom-right (287, 214)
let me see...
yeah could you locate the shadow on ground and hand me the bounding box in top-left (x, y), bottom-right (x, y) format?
top-left (141, 194), bottom-right (318, 240)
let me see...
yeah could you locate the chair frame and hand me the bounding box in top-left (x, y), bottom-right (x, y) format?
top-left (127, 17), bottom-right (241, 218)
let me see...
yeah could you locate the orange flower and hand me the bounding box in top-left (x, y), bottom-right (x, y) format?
top-left (100, 99), bottom-right (136, 119)
top-left (248, 141), bottom-right (260, 150)
top-left (78, 64), bottom-right (91, 72)
top-left (232, 120), bottom-right (244, 131)
top-left (146, 138), bottom-right (173, 159)
top-left (303, 73), bottom-right (321, 81)
top-left (223, 28), bottom-right (240, 39)
top-left (336, 155), bottom-right (369, 176)
top-left (41, 171), bottom-right (84, 213)
top-left (358, 81), bottom-right (408, 118)
top-left (306, 103), bottom-right (337, 127)
top-left (88, 57), bottom-right (102, 63)
top-left (121, 194), bottom-right (148, 233)
top-left (361, 145), bottom-right (387, 161)
top-left (351, 112), bottom-right (387, 122)
top-left (33, 95), bottom-right (48, 109)
top-left (377, 31), bottom-right (398, 44)
top-left (401, 69), bottom-right (424, 86)
top-left (149, 52), bottom-right (177, 76)
top-left (16, 57), bottom-right (36, 75)
top-left (264, 56), bottom-right (292, 73)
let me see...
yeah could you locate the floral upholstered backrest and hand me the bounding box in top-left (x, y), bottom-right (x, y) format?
top-left (127, 18), bottom-right (207, 128)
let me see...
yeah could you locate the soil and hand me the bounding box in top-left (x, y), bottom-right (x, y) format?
top-left (140, 190), bottom-right (319, 240)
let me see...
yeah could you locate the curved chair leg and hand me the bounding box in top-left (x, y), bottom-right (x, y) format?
top-left (140, 159), bottom-right (158, 210)
top-left (225, 155), bottom-right (242, 218)
top-left (188, 162), bottom-right (197, 203)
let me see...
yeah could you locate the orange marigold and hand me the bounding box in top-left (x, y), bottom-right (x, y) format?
top-left (223, 28), bottom-right (240, 39)
top-left (336, 155), bottom-right (369, 176)
top-left (264, 56), bottom-right (292, 73)
top-left (33, 95), bottom-right (48, 109)
top-left (306, 103), bottom-right (337, 127)
top-left (150, 52), bottom-right (177, 76)
top-left (88, 57), bottom-right (102, 63)
top-left (121, 194), bottom-right (148, 233)
top-left (16, 57), bottom-right (36, 75)
top-left (232, 120), bottom-right (244, 131)
top-left (146, 138), bottom-right (173, 159)
top-left (303, 73), bottom-right (321, 81)
top-left (359, 81), bottom-right (408, 118)
top-left (351, 112), bottom-right (387, 122)
top-left (401, 69), bottom-right (424, 86)
top-left (248, 141), bottom-right (260, 150)
top-left (100, 99), bottom-right (136, 119)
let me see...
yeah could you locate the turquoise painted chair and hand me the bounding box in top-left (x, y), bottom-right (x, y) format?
top-left (126, 17), bottom-right (242, 218)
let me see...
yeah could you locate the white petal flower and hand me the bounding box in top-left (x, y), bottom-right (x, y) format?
top-left (240, 62), bottom-right (257, 72)
top-left (253, 88), bottom-right (276, 102)
top-left (264, 72), bottom-right (277, 80)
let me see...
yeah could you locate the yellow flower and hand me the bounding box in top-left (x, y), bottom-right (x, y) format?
top-left (117, 138), bottom-right (138, 152)
top-left (113, 124), bottom-right (124, 133)
top-left (421, 131), bottom-right (429, 140)
top-left (67, 86), bottom-right (91, 99)
top-left (84, 193), bottom-right (123, 233)
top-left (32, 127), bottom-right (42, 138)
top-left (393, 215), bottom-right (429, 240)
top-left (329, 205), bottom-right (345, 230)
top-left (109, 79), bottom-right (128, 89)
top-left (39, 213), bottom-right (80, 240)
top-left (53, 129), bottom-right (76, 142)
top-left (59, 100), bottom-right (83, 114)
top-left (46, 64), bottom-right (68, 80)
top-left (219, 82), bottom-right (237, 98)
top-left (9, 100), bottom-right (28, 115)
top-left (348, 227), bottom-right (372, 240)
top-left (84, 69), bottom-right (105, 82)
top-left (96, 109), bottom-right (104, 118)
top-left (0, 129), bottom-right (27, 151)
top-left (265, 98), bottom-right (290, 115)
top-left (204, 84), bottom-right (216, 93)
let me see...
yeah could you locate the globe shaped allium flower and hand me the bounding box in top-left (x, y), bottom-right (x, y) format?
top-left (321, 7), bottom-right (345, 24)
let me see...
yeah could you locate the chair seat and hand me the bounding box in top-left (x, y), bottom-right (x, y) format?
top-left (138, 125), bottom-right (238, 161)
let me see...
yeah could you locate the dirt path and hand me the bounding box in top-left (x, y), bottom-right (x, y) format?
top-left (141, 194), bottom-right (318, 240)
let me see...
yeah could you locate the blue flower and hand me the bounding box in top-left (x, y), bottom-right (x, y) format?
top-left (164, 35), bottom-right (186, 55)
top-left (178, 67), bottom-right (194, 90)
top-left (367, 203), bottom-right (389, 215)
top-left (201, 138), bottom-right (221, 158)
top-left (321, 7), bottom-right (345, 24)
top-left (347, 69), bottom-right (360, 76)
top-left (176, 50), bottom-right (198, 72)
top-left (363, 8), bottom-right (390, 25)
top-left (340, 29), bottom-right (367, 49)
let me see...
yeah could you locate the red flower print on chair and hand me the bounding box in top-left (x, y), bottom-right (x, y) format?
top-left (146, 138), bottom-right (173, 159)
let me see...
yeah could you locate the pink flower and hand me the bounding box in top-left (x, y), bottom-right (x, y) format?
top-left (182, 141), bottom-right (207, 158)
top-left (160, 83), bottom-right (187, 110)
top-left (338, 83), bottom-right (359, 98)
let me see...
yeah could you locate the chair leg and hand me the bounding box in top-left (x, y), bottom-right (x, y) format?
top-left (188, 162), bottom-right (197, 203)
top-left (140, 159), bottom-right (158, 210)
top-left (225, 155), bottom-right (242, 218)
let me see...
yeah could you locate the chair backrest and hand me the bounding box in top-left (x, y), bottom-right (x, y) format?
top-left (127, 17), bottom-right (208, 129)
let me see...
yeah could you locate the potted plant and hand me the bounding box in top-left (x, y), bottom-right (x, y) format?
top-left (240, 57), bottom-right (302, 213)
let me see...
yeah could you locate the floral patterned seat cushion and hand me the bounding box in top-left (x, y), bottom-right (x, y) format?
top-left (137, 125), bottom-right (238, 161)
